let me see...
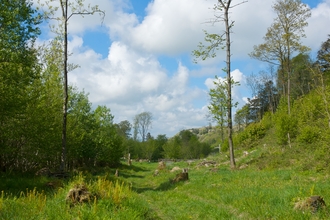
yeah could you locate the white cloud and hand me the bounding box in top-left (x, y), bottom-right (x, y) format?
top-left (67, 37), bottom-right (208, 136)
top-left (112, 0), bottom-right (277, 59)
top-left (303, 0), bottom-right (330, 55)
top-left (128, 0), bottom-right (214, 55)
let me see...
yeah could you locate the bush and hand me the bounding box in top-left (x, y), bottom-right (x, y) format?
top-left (220, 139), bottom-right (229, 153)
top-left (163, 130), bottom-right (212, 159)
top-left (275, 112), bottom-right (298, 145)
top-left (297, 126), bottom-right (321, 144)
top-left (235, 123), bottom-right (266, 148)
top-left (260, 112), bottom-right (273, 129)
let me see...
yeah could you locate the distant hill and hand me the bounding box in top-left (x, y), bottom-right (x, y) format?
top-left (179, 126), bottom-right (224, 148)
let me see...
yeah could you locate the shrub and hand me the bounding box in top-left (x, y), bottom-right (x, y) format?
top-left (236, 123), bottom-right (266, 148)
top-left (275, 112), bottom-right (298, 145)
top-left (297, 126), bottom-right (321, 144)
top-left (260, 112), bottom-right (273, 129)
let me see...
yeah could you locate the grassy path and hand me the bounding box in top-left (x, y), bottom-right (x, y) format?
top-left (124, 160), bottom-right (330, 219)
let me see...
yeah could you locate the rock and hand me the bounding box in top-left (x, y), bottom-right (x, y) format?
top-left (170, 166), bottom-right (181, 172)
top-left (198, 161), bottom-right (216, 167)
top-left (239, 164), bottom-right (248, 170)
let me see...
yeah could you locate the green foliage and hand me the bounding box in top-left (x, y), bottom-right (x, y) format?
top-left (289, 90), bottom-right (329, 146)
top-left (192, 30), bottom-right (225, 62)
top-left (250, 0), bottom-right (311, 65)
top-left (208, 76), bottom-right (239, 125)
top-left (93, 106), bottom-right (123, 167)
top-left (235, 104), bottom-right (250, 130)
top-left (274, 100), bottom-right (298, 145)
top-left (0, 0), bottom-right (41, 52)
top-left (163, 130), bottom-right (211, 159)
top-left (67, 94), bottom-right (124, 168)
top-left (116, 120), bottom-right (132, 139)
top-left (163, 136), bottom-right (182, 159)
top-left (141, 137), bottom-right (157, 161)
top-left (154, 134), bottom-right (167, 159)
top-left (290, 53), bottom-right (313, 99)
top-left (297, 126), bottom-right (321, 144)
top-left (0, 0), bottom-right (43, 172)
top-left (220, 138), bottom-right (229, 152)
top-left (236, 123), bottom-right (266, 148)
top-left (316, 34), bottom-right (330, 73)
top-left (260, 112), bottom-right (273, 130)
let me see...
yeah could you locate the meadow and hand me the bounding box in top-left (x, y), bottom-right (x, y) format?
top-left (1, 148), bottom-right (330, 220)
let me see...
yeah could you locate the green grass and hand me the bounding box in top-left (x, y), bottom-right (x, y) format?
top-left (1, 155), bottom-right (330, 219)
top-left (125, 161), bottom-right (330, 219)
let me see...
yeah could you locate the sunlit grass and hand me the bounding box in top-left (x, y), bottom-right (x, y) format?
top-left (1, 154), bottom-right (330, 219)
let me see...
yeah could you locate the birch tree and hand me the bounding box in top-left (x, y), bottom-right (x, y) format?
top-left (193, 0), bottom-right (246, 168)
top-left (39, 0), bottom-right (105, 171)
top-left (249, 0), bottom-right (311, 114)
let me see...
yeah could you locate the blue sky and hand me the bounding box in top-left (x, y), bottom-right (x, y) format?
top-left (35, 0), bottom-right (330, 138)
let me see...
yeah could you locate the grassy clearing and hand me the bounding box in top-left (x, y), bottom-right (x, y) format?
top-left (1, 152), bottom-right (330, 219)
top-left (125, 159), bottom-right (330, 219)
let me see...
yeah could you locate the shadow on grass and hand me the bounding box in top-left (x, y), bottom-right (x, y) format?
top-left (119, 172), bottom-right (145, 179)
top-left (119, 164), bottom-right (150, 172)
top-left (132, 179), bottom-right (186, 193)
top-left (0, 172), bottom-right (60, 196)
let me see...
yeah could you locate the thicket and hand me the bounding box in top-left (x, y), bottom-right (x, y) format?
top-left (163, 130), bottom-right (212, 159)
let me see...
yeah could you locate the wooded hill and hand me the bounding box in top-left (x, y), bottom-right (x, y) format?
top-left (187, 32), bottom-right (330, 171)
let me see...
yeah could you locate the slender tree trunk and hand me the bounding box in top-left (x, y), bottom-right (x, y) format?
top-left (223, 0), bottom-right (235, 168)
top-left (60, 0), bottom-right (68, 171)
top-left (287, 74), bottom-right (292, 148)
top-left (287, 67), bottom-right (291, 115)
top-left (287, 42), bottom-right (292, 147)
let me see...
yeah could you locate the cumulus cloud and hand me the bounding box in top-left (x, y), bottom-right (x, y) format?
top-left (303, 0), bottom-right (330, 54)
top-left (67, 37), bottom-right (208, 136)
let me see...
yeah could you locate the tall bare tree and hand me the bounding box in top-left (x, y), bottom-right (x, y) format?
top-left (193, 0), bottom-right (247, 168)
top-left (134, 112), bottom-right (153, 142)
top-left (40, 0), bottom-right (104, 171)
